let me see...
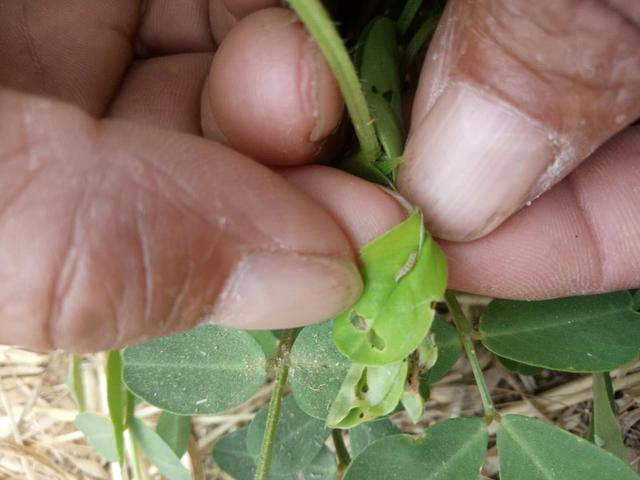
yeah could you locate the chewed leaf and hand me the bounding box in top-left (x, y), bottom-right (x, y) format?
top-left (333, 211), bottom-right (447, 365)
top-left (356, 16), bottom-right (403, 122)
top-left (326, 360), bottom-right (408, 429)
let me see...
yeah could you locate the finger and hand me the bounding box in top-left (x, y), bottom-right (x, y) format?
top-left (108, 53), bottom-right (213, 134)
top-left (0, 88), bottom-right (361, 353)
top-left (443, 126), bottom-right (640, 300)
top-left (281, 166), bottom-right (407, 248)
top-left (137, 0), bottom-right (214, 55)
top-left (209, 0), bottom-right (280, 44)
top-left (0, 0), bottom-right (137, 115)
top-left (202, 8), bottom-right (345, 166)
top-left (399, 0), bottom-right (640, 241)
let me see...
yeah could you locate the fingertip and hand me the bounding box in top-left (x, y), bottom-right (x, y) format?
top-left (203, 8), bottom-right (344, 166)
top-left (209, 0), bottom-right (280, 44)
top-left (282, 166), bottom-right (408, 248)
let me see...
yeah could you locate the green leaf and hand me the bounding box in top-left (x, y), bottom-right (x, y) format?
top-left (67, 355), bottom-right (85, 412)
top-left (479, 291), bottom-right (640, 372)
top-left (156, 411), bottom-right (191, 458)
top-left (248, 330), bottom-right (279, 360)
top-left (421, 317), bottom-right (462, 384)
top-left (403, 14), bottom-right (439, 75)
top-left (344, 417), bottom-right (488, 480)
top-left (300, 445), bottom-right (338, 480)
top-left (212, 428), bottom-right (256, 480)
top-left (326, 360), bottom-right (408, 429)
top-left (589, 372), bottom-right (627, 460)
top-left (75, 413), bottom-right (118, 463)
top-left (497, 356), bottom-right (543, 376)
top-left (349, 418), bottom-right (400, 458)
top-left (288, 0), bottom-right (380, 163)
top-left (333, 211), bottom-right (447, 365)
top-left (289, 320), bottom-right (350, 420)
top-left (106, 350), bottom-right (125, 464)
top-left (213, 427), bottom-right (336, 480)
top-left (498, 415), bottom-right (638, 479)
top-left (123, 325), bottom-right (267, 414)
top-left (398, 0), bottom-right (424, 36)
top-left (357, 17), bottom-right (402, 122)
top-left (368, 93), bottom-right (404, 162)
top-left (336, 151), bottom-right (392, 187)
top-left (246, 396), bottom-right (329, 475)
top-left (631, 289), bottom-right (639, 310)
top-left (129, 417), bottom-right (190, 480)
top-left (401, 390), bottom-right (424, 424)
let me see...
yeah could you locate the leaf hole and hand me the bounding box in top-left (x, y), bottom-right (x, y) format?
top-left (371, 85), bottom-right (379, 94)
top-left (367, 328), bottom-right (386, 351)
top-left (382, 90), bottom-right (393, 102)
top-left (351, 311), bottom-right (368, 331)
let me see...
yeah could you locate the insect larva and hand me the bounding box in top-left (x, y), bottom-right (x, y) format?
top-left (394, 250), bottom-right (418, 283)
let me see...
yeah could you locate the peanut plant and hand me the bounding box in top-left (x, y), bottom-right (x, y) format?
top-left (72, 1), bottom-right (640, 479)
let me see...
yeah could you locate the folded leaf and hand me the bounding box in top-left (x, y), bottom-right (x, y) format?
top-left (327, 360), bottom-right (408, 429)
top-left (333, 211), bottom-right (447, 365)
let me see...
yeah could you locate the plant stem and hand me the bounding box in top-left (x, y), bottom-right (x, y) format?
top-left (254, 329), bottom-right (298, 480)
top-left (126, 429), bottom-right (145, 480)
top-left (332, 429), bottom-right (351, 474)
top-left (288, 0), bottom-right (381, 164)
top-left (397, 0), bottom-right (423, 36)
top-left (444, 290), bottom-right (497, 420)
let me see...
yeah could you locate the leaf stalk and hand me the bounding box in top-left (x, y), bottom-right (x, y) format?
top-left (255, 329), bottom-right (298, 480)
top-left (444, 290), bottom-right (497, 420)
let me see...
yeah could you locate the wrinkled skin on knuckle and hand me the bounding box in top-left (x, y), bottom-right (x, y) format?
top-left (0, 95), bottom-right (237, 352)
top-left (425, 0), bottom-right (640, 157)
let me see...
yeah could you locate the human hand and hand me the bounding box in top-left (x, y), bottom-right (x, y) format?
top-left (398, 0), bottom-right (640, 299)
top-left (0, 1), bottom-right (407, 352)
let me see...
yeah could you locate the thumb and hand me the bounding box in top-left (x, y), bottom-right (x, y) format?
top-left (399, 0), bottom-right (640, 241)
top-left (0, 89), bottom-right (361, 353)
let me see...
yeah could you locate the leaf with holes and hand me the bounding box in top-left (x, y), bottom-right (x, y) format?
top-left (344, 417), bottom-right (488, 480)
top-left (355, 16), bottom-right (402, 121)
top-left (289, 320), bottom-right (350, 420)
top-left (123, 325), bottom-right (267, 414)
top-left (498, 415), bottom-right (638, 479)
top-left (333, 211), bottom-right (447, 365)
top-left (480, 291), bottom-right (640, 372)
top-left (326, 360), bottom-right (408, 429)
top-left (246, 396), bottom-right (329, 475)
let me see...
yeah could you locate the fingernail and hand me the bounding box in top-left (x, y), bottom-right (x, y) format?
top-left (399, 83), bottom-right (554, 241)
top-left (208, 251), bottom-right (362, 329)
top-left (303, 37), bottom-right (344, 142)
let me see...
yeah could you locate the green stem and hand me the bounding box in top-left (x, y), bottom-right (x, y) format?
top-left (397, 0), bottom-right (423, 36)
top-left (70, 355), bottom-right (86, 412)
top-left (288, 0), bottom-right (381, 164)
top-left (444, 290), bottom-right (497, 420)
top-left (332, 429), bottom-right (351, 474)
top-left (127, 429), bottom-right (145, 480)
top-left (255, 329), bottom-right (298, 480)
